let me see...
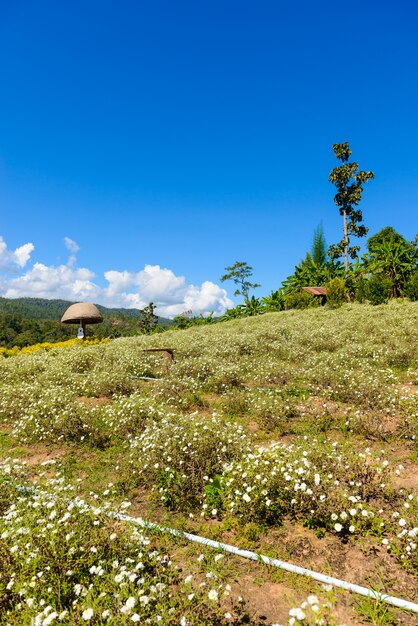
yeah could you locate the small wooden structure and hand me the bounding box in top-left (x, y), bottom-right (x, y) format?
top-left (302, 287), bottom-right (327, 297)
top-left (142, 348), bottom-right (174, 365)
top-left (61, 302), bottom-right (103, 339)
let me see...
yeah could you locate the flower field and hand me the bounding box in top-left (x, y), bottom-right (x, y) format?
top-left (0, 301), bottom-right (417, 624)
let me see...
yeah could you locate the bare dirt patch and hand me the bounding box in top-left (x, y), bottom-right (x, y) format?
top-left (77, 396), bottom-right (112, 406)
top-left (18, 445), bottom-right (67, 466)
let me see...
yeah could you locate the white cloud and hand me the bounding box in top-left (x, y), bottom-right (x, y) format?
top-left (0, 235), bottom-right (233, 317)
top-left (64, 237), bottom-right (80, 267)
top-left (4, 262), bottom-right (98, 301)
top-left (102, 265), bottom-right (232, 317)
top-left (0, 236), bottom-right (34, 272)
top-left (64, 237), bottom-right (80, 254)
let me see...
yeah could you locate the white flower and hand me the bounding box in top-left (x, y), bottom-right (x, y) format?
top-left (398, 518), bottom-right (406, 527)
top-left (131, 615), bottom-right (140, 622)
top-left (126, 597), bottom-right (136, 609)
top-left (307, 595), bottom-right (319, 605)
top-left (208, 589), bottom-right (218, 601)
top-left (289, 607), bottom-right (306, 620)
top-left (82, 608), bottom-right (94, 621)
top-left (334, 523), bottom-right (343, 532)
top-left (243, 493), bottom-right (251, 503)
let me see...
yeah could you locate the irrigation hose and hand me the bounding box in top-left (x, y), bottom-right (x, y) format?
top-left (9, 482), bottom-right (418, 615)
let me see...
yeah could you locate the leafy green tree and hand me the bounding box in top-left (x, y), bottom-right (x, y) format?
top-left (220, 261), bottom-right (260, 300)
top-left (367, 226), bottom-right (408, 253)
top-left (363, 232), bottom-right (417, 297)
top-left (219, 306), bottom-right (245, 322)
top-left (365, 274), bottom-right (393, 305)
top-left (404, 271), bottom-right (418, 301)
top-left (281, 255), bottom-right (344, 295)
top-left (138, 302), bottom-right (158, 334)
top-left (281, 224), bottom-right (344, 295)
top-left (240, 296), bottom-right (264, 317)
top-left (262, 289), bottom-right (285, 312)
top-left (328, 142), bottom-right (374, 271)
top-left (312, 222), bottom-right (327, 266)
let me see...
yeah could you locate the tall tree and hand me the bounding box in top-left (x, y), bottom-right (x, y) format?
top-left (138, 302), bottom-right (158, 334)
top-left (363, 229), bottom-right (418, 297)
top-left (311, 222), bottom-right (327, 266)
top-left (328, 142), bottom-right (374, 271)
top-left (367, 226), bottom-right (408, 253)
top-left (220, 261), bottom-right (260, 300)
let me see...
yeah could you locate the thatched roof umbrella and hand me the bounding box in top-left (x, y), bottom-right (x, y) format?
top-left (61, 302), bottom-right (103, 339)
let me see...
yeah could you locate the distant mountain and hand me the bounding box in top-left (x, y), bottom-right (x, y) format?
top-left (0, 297), bottom-right (172, 348)
top-left (0, 297), bottom-right (170, 325)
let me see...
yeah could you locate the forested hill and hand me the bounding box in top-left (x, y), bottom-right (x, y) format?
top-left (0, 297), bottom-right (171, 349)
top-left (0, 297), bottom-right (146, 320)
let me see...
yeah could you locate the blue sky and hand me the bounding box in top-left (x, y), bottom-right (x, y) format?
top-left (1, 1), bottom-right (417, 315)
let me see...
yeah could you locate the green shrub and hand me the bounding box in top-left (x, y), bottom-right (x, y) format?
top-left (355, 277), bottom-right (369, 303)
top-left (285, 289), bottom-right (319, 309)
top-left (366, 274), bottom-right (393, 305)
top-left (403, 270), bottom-right (418, 301)
top-left (326, 277), bottom-right (348, 309)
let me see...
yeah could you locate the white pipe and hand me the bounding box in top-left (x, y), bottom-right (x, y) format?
top-left (10, 482), bottom-right (418, 614)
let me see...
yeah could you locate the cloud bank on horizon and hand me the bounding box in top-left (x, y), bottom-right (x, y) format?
top-left (0, 236), bottom-right (232, 317)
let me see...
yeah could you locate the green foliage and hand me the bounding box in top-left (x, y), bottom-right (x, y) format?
top-left (326, 277), bottom-right (348, 309)
top-left (364, 232), bottom-right (417, 297)
top-left (328, 142), bottom-right (374, 270)
top-left (0, 298), bottom-right (171, 348)
top-left (312, 222), bottom-right (327, 266)
top-left (285, 289), bottom-right (320, 309)
top-left (240, 296), bottom-right (264, 317)
top-left (355, 276), bottom-right (369, 303)
top-left (138, 302), bottom-right (158, 334)
top-left (365, 274), bottom-right (393, 305)
top-left (281, 254), bottom-right (344, 296)
top-left (219, 306), bottom-right (245, 322)
top-left (220, 261), bottom-right (260, 300)
top-left (367, 226), bottom-right (409, 252)
top-left (0, 464), bottom-right (243, 625)
top-left (173, 312), bottom-right (214, 329)
top-left (403, 271), bottom-right (418, 301)
top-left (261, 289), bottom-right (285, 312)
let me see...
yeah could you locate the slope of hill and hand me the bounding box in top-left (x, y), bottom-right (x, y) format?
top-left (0, 302), bottom-right (417, 623)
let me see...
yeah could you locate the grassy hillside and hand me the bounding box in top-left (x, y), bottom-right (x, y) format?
top-left (0, 302), bottom-right (417, 624)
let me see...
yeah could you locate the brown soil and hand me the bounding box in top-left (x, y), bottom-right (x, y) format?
top-left (77, 396), bottom-right (112, 406)
top-left (17, 444), bottom-right (67, 466)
